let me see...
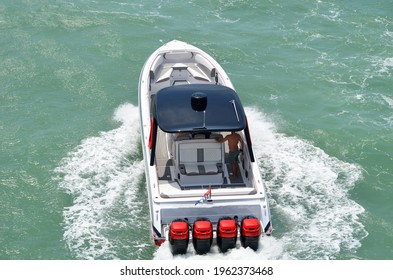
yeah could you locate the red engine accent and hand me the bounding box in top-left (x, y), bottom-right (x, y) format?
top-left (170, 221), bottom-right (189, 240)
top-left (169, 220), bottom-right (189, 255)
top-left (241, 217), bottom-right (261, 237)
top-left (217, 217), bottom-right (238, 253)
top-left (240, 217), bottom-right (261, 251)
top-left (218, 219), bottom-right (237, 238)
top-left (193, 220), bottom-right (213, 239)
top-left (192, 219), bottom-right (213, 254)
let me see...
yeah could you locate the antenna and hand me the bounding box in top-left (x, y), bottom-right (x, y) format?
top-left (230, 100), bottom-right (240, 122)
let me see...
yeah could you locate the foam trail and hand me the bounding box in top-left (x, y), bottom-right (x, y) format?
top-left (154, 107), bottom-right (367, 260)
top-left (57, 103), bottom-right (366, 259)
top-left (154, 235), bottom-right (284, 260)
top-left (246, 107), bottom-right (367, 259)
top-left (55, 103), bottom-right (145, 259)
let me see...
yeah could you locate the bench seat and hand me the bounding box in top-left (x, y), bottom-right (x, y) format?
top-left (176, 140), bottom-right (224, 186)
top-left (181, 163), bottom-right (222, 175)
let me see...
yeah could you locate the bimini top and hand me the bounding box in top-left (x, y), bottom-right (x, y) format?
top-left (154, 84), bottom-right (247, 133)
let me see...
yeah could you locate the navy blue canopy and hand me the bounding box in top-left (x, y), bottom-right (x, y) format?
top-left (154, 84), bottom-right (246, 133)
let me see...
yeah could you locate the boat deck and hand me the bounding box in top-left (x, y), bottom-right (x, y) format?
top-left (155, 128), bottom-right (256, 198)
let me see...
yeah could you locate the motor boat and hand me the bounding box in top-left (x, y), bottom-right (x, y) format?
top-left (138, 40), bottom-right (272, 254)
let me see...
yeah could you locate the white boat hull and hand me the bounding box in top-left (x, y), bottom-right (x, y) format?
top-left (138, 40), bottom-right (272, 252)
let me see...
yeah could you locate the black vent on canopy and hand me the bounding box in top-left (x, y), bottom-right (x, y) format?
top-left (191, 92), bottom-right (207, 112)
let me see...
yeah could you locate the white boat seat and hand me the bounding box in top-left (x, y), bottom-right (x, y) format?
top-left (181, 163), bottom-right (222, 175)
top-left (204, 163), bottom-right (220, 174)
top-left (177, 141), bottom-right (224, 176)
top-left (184, 164), bottom-right (200, 175)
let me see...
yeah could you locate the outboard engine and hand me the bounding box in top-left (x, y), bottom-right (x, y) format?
top-left (169, 219), bottom-right (189, 255)
top-left (240, 216), bottom-right (261, 251)
top-left (192, 218), bottom-right (213, 254)
top-left (217, 217), bottom-right (238, 253)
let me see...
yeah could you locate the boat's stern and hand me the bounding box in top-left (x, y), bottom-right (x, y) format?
top-left (150, 186), bottom-right (272, 254)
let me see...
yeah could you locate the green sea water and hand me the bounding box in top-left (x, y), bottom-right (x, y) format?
top-left (1, 0), bottom-right (392, 260)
